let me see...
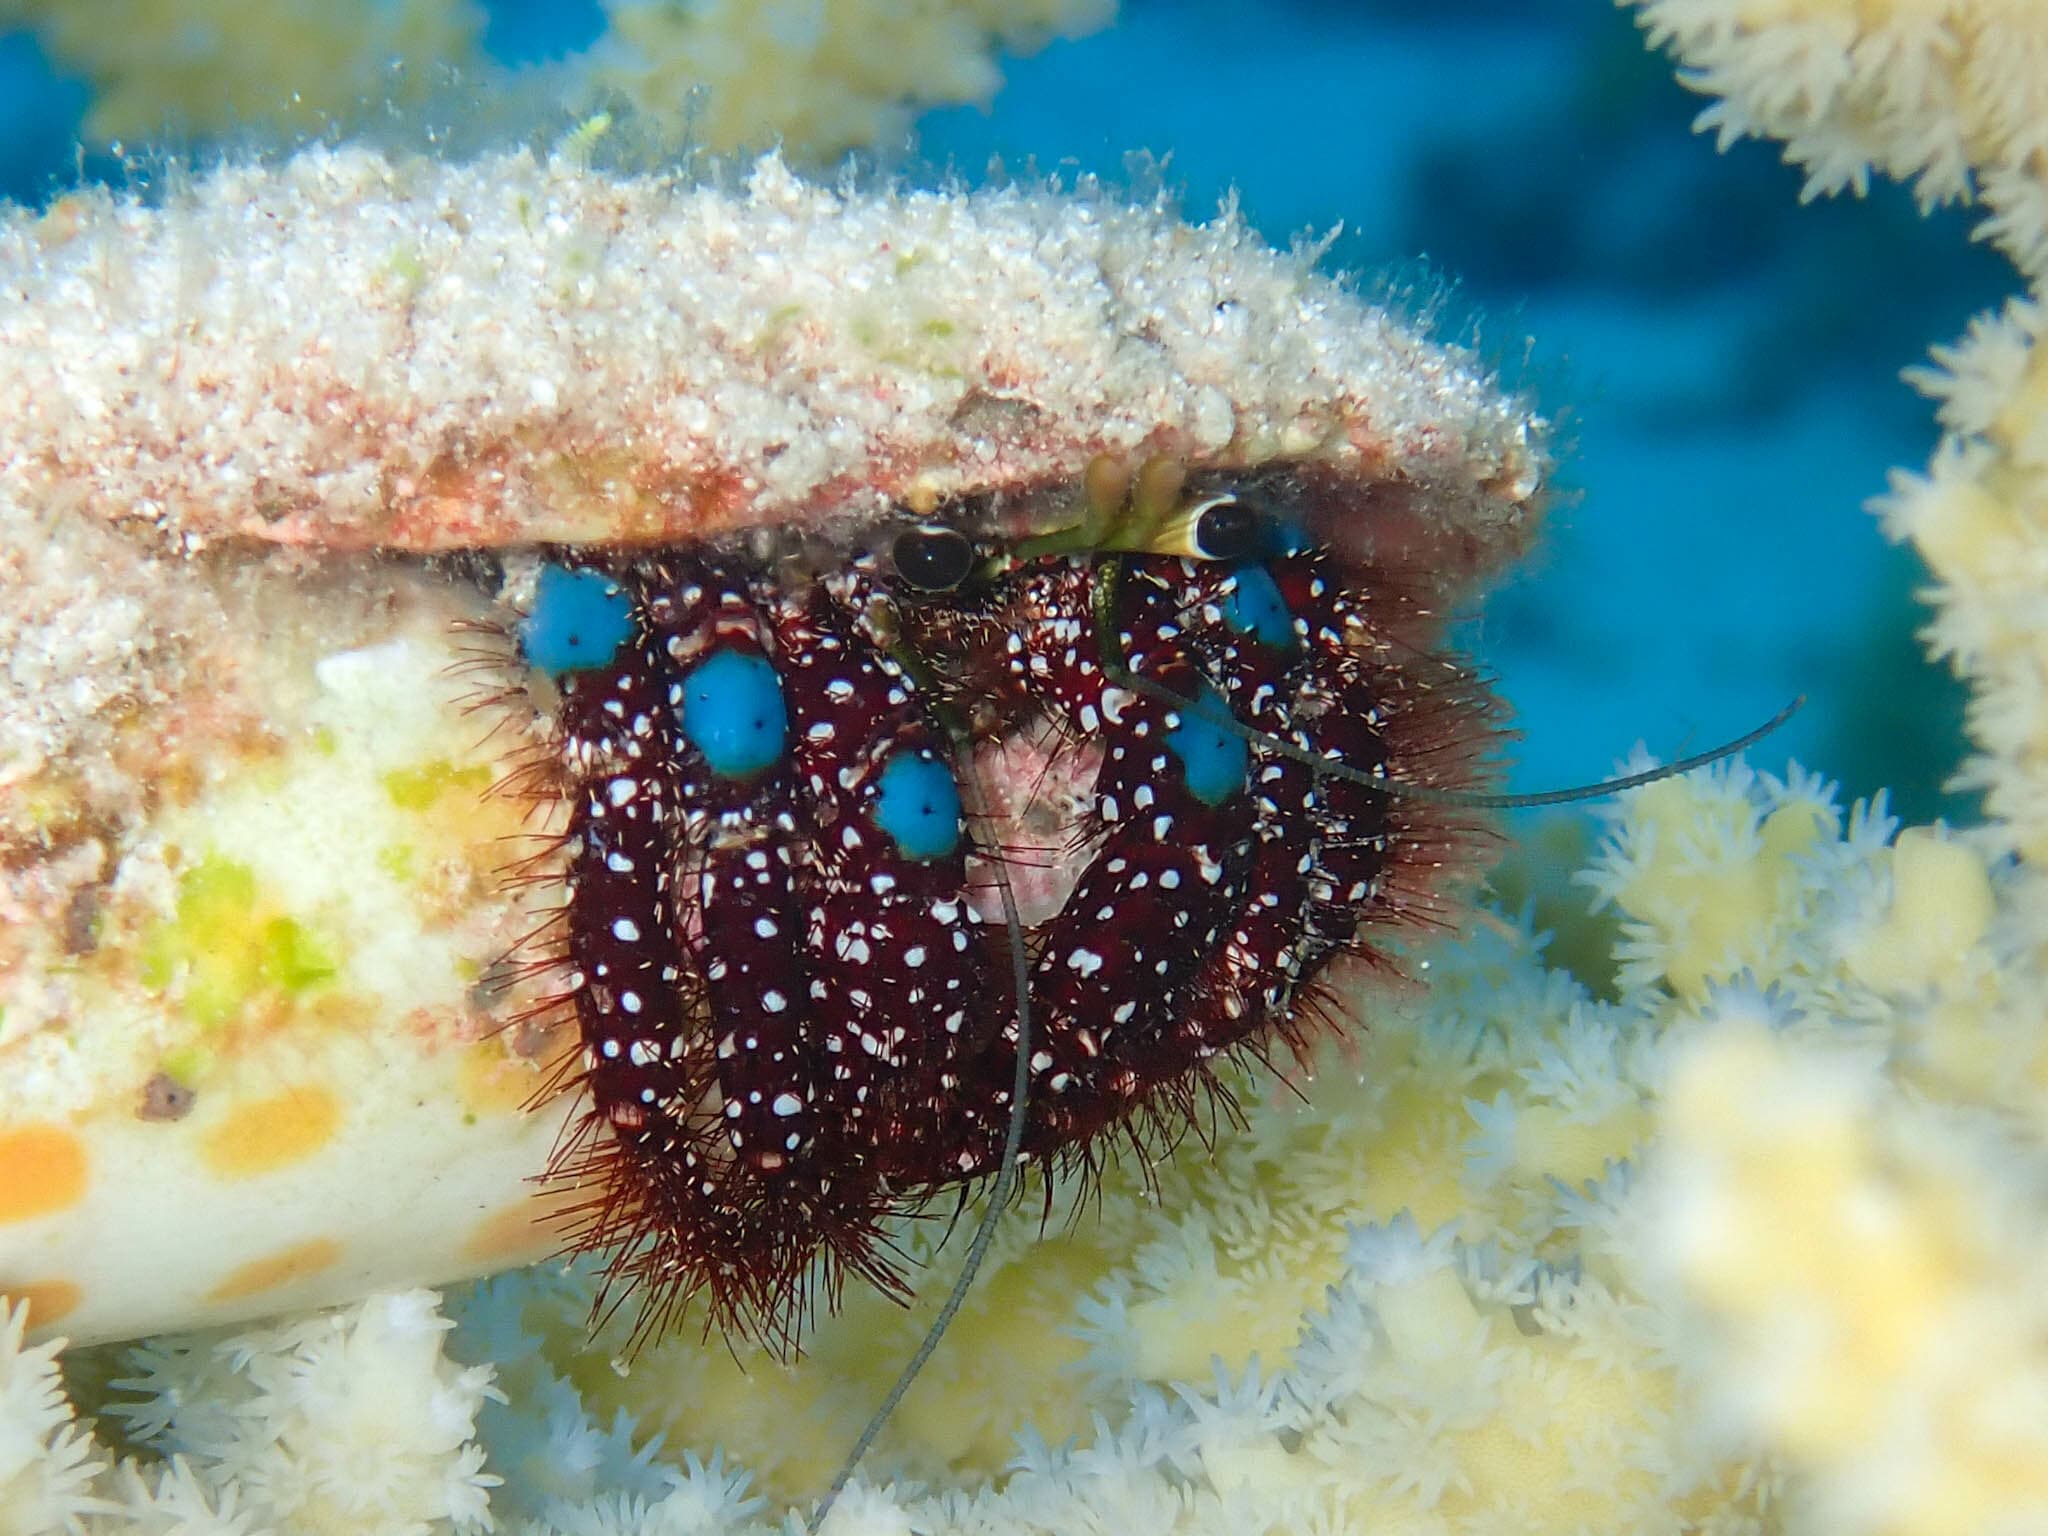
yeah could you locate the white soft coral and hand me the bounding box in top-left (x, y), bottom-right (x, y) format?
top-left (0, 1300), bottom-right (111, 1534)
top-left (84, 1459), bottom-right (260, 1536)
top-left (104, 1291), bottom-right (500, 1535)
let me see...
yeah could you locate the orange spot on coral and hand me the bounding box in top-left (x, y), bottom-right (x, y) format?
top-left (8, 1280), bottom-right (82, 1329)
top-left (461, 1193), bottom-right (576, 1265)
top-left (198, 1085), bottom-right (342, 1177)
top-left (0, 1125), bottom-right (88, 1223)
top-left (206, 1237), bottom-right (344, 1301)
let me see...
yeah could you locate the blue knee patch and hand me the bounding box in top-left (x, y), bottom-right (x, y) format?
top-left (520, 564), bottom-right (636, 676)
top-left (1165, 686), bottom-right (1249, 807)
top-left (872, 749), bottom-right (963, 860)
top-left (678, 649), bottom-right (788, 779)
top-left (1219, 564), bottom-right (1296, 650)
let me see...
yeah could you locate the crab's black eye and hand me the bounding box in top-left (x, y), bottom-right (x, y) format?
top-left (890, 524), bottom-right (976, 592)
top-left (1189, 497), bottom-right (1261, 561)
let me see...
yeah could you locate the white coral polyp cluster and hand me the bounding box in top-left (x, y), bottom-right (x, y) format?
top-left (22, 755), bottom-right (2036, 1535)
top-left (1880, 291), bottom-right (2048, 864)
top-left (1630, 0), bottom-right (2048, 277)
top-left (0, 1302), bottom-right (108, 1531)
top-left (1649, 1022), bottom-right (2048, 1535)
top-left (1578, 757), bottom-right (1851, 998)
top-left (0, 1292), bottom-right (506, 1533)
top-left (1609, 12), bottom-right (2048, 1525)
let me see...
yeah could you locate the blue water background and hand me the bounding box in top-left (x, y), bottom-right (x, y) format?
top-left (0, 0), bottom-right (2005, 821)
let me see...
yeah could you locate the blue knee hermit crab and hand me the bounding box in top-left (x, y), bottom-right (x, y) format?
top-left (0, 147), bottom-right (1555, 1355)
top-left (499, 454), bottom-right (1513, 1344)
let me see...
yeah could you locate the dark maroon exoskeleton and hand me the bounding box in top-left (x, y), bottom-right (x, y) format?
top-left (499, 468), bottom-right (1499, 1344)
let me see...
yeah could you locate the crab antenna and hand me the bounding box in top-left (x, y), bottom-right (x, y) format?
top-left (807, 756), bottom-right (1036, 1536)
top-left (1103, 661), bottom-right (1803, 810)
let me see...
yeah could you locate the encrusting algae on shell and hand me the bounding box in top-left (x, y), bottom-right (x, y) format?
top-left (0, 144), bottom-right (1547, 1350)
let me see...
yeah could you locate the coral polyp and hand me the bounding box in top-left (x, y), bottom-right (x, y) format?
top-left (505, 463), bottom-right (1499, 1342)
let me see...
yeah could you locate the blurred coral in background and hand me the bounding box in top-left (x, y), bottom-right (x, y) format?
top-left (0, 0), bottom-right (1110, 159)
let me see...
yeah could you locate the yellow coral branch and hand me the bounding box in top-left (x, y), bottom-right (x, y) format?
top-left (1625, 8), bottom-right (2048, 1533)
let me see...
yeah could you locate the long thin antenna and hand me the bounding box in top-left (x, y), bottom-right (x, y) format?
top-left (806, 760), bottom-right (1036, 1535)
top-left (1105, 661), bottom-right (1803, 810)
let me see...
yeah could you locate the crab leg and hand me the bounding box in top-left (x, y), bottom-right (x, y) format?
top-left (522, 563), bottom-right (746, 1332)
top-left (1137, 558), bottom-right (1327, 1071)
top-left (992, 559), bottom-right (1260, 1156)
top-left (772, 584), bottom-right (1008, 1186)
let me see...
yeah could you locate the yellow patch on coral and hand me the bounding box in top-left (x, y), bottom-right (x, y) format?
top-left (1195, 1436), bottom-right (1313, 1499)
top-left (1128, 1255), bottom-right (1332, 1382)
top-left (1598, 770), bottom-right (1833, 996)
top-left (1374, 1265), bottom-right (1482, 1360)
top-left (885, 1236), bottom-right (1100, 1471)
top-left (206, 1236), bottom-right (345, 1302)
top-left (197, 1085), bottom-right (342, 1177)
top-left (1348, 1076), bottom-right (1474, 1229)
top-left (1904, 990), bottom-right (2008, 1104)
top-left (1509, 1102), bottom-right (1650, 1187)
top-left (1759, 798), bottom-right (1829, 861)
top-left (0, 1124), bottom-right (88, 1223)
top-left (1845, 828), bottom-right (1995, 992)
top-left (1444, 1345), bottom-right (1673, 1528)
top-left (1909, 475), bottom-right (2029, 588)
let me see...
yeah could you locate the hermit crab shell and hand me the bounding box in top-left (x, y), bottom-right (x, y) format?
top-left (0, 147), bottom-right (1547, 1345)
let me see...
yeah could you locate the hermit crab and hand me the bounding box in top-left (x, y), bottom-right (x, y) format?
top-left (500, 449), bottom-right (1523, 1342)
top-left (0, 148), bottom-right (1568, 1363)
